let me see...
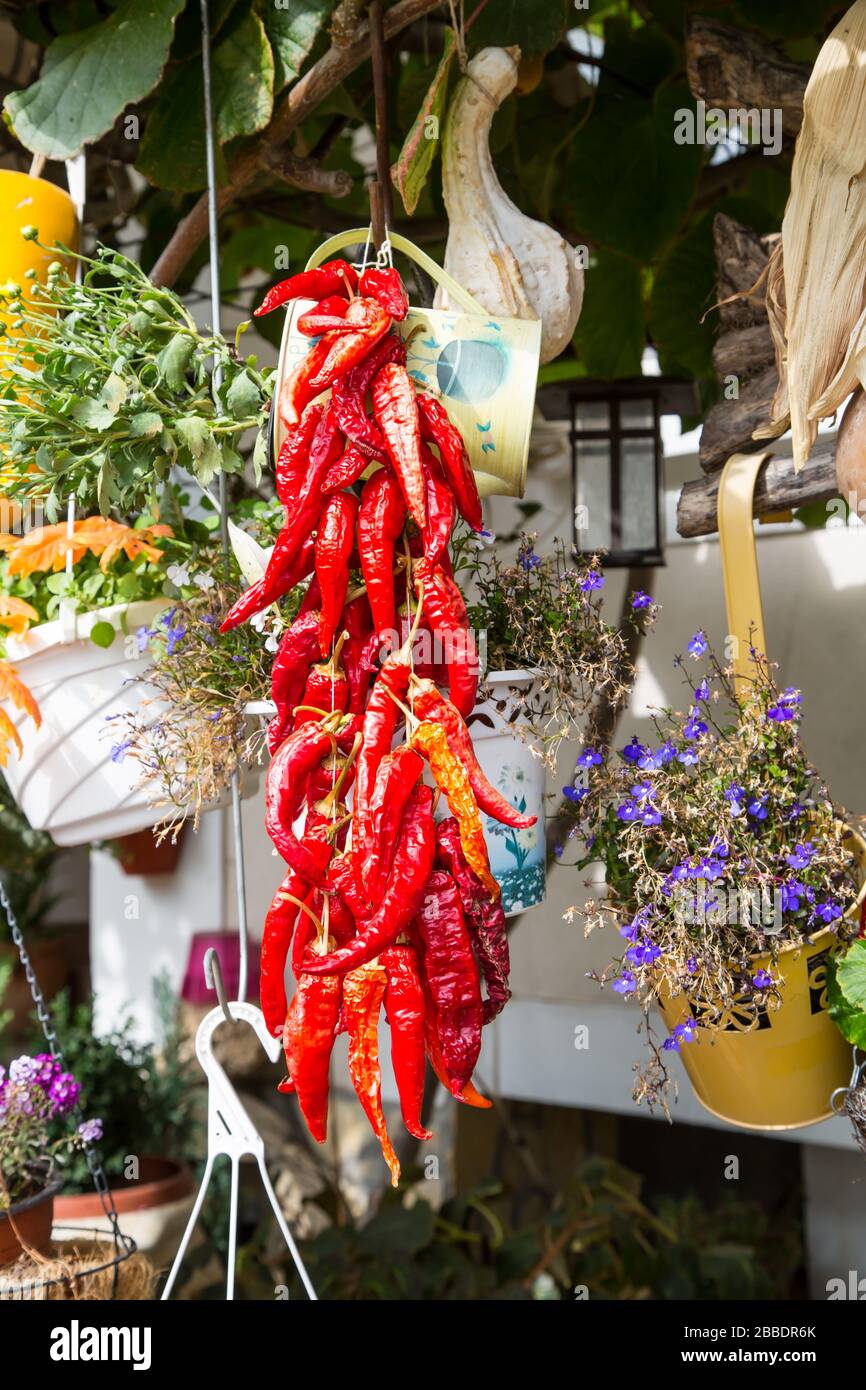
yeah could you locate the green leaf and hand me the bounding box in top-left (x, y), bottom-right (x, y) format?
top-left (89, 620), bottom-right (117, 649)
top-left (194, 434), bottom-right (224, 487)
top-left (4, 0), bottom-right (186, 160)
top-left (649, 212), bottom-right (717, 381)
top-left (469, 0), bottom-right (570, 57)
top-left (258, 0), bottom-right (333, 92)
top-left (99, 371), bottom-right (129, 416)
top-left (827, 947), bottom-right (866, 1049)
top-left (563, 85), bottom-right (703, 264)
top-left (130, 411), bottom-right (164, 438)
top-left (72, 398), bottom-right (117, 432)
top-left (176, 416), bottom-right (211, 460)
top-left (576, 250), bottom-right (644, 378)
top-left (392, 28), bottom-right (456, 217)
top-left (225, 368), bottom-right (262, 420)
top-left (837, 938), bottom-right (866, 1014)
top-left (157, 334), bottom-right (195, 391)
top-left (137, 10), bottom-right (274, 192)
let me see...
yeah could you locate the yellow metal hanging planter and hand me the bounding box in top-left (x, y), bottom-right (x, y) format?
top-left (658, 452), bottom-right (866, 1130)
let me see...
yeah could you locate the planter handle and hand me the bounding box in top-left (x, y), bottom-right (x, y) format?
top-left (717, 450), bottom-right (774, 689)
top-left (305, 227), bottom-right (487, 316)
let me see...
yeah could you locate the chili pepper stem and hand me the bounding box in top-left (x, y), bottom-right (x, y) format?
top-left (383, 685), bottom-right (419, 729)
top-left (279, 892), bottom-right (325, 938)
top-left (320, 733), bottom-right (363, 814)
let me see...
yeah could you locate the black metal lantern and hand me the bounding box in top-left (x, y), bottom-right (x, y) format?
top-left (569, 380), bottom-right (666, 567)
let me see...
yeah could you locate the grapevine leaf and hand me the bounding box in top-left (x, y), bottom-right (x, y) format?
top-left (391, 28), bottom-right (456, 217)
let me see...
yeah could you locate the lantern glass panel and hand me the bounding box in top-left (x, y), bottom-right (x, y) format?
top-left (620, 436), bottom-right (658, 552)
top-left (620, 398), bottom-right (654, 430)
top-left (574, 401), bottom-right (609, 433)
top-left (574, 437), bottom-right (611, 550)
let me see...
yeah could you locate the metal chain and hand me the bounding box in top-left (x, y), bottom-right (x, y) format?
top-left (0, 874), bottom-right (129, 1255)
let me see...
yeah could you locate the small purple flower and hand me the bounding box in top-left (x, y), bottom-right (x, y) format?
top-left (135, 625), bottom-right (153, 654)
top-left (686, 955), bottom-right (698, 975)
top-left (747, 797), bottom-right (768, 822)
top-left (620, 908), bottom-right (651, 943)
top-left (166, 623), bottom-right (186, 655)
top-left (520, 548), bottom-right (542, 572)
top-left (639, 805), bottom-right (663, 827)
top-left (110, 740), bottom-right (132, 764)
top-left (724, 784), bottom-right (746, 817)
top-left (48, 1071), bottom-right (81, 1115)
top-left (631, 590), bottom-right (652, 610)
top-left (630, 780), bottom-right (655, 804)
top-left (786, 841), bottom-right (815, 871)
top-left (621, 736), bottom-right (646, 764)
top-left (663, 1034), bottom-right (682, 1052)
top-left (562, 785), bottom-right (588, 805)
top-left (694, 678), bottom-right (710, 702)
top-left (611, 970), bottom-right (636, 996)
top-left (580, 570), bottom-right (605, 592)
top-left (780, 880), bottom-right (806, 913)
top-left (677, 747), bottom-right (700, 766)
top-left (77, 1117), bottom-right (103, 1143)
top-left (626, 940), bottom-right (661, 967)
top-left (616, 800), bottom-right (640, 822)
top-left (683, 708), bottom-right (708, 740)
top-left (576, 748), bottom-right (603, 768)
top-left (752, 969), bottom-right (773, 990)
top-left (687, 630), bottom-right (709, 659)
top-left (812, 899), bottom-right (842, 926)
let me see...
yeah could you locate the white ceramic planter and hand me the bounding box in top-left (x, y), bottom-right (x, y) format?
top-left (465, 670), bottom-right (546, 917)
top-left (2, 599), bottom-right (173, 846)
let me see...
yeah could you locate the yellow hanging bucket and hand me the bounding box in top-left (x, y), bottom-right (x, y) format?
top-left (658, 452), bottom-right (866, 1130)
top-left (271, 228), bottom-right (542, 499)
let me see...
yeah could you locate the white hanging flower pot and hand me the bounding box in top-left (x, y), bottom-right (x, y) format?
top-left (2, 599), bottom-right (174, 847)
top-left (466, 670), bottom-right (546, 917)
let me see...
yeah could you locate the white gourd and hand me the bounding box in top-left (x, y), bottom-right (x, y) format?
top-left (435, 45), bottom-right (583, 365)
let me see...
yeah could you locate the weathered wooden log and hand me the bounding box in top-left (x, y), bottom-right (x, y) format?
top-left (677, 438), bottom-right (838, 539)
top-left (711, 322), bottom-right (775, 382)
top-left (685, 15), bottom-right (809, 141)
top-left (699, 364), bottom-right (782, 474)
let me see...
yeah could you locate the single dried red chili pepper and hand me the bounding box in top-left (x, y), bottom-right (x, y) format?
top-left (277, 336), bottom-right (335, 429)
top-left (416, 392), bottom-right (483, 531)
top-left (322, 444), bottom-right (371, 493)
top-left (255, 404), bottom-right (344, 614)
top-left (359, 267), bottom-right (409, 320)
top-left (325, 850), bottom-right (371, 922)
top-left (411, 719), bottom-right (497, 899)
top-left (357, 468), bottom-right (406, 639)
top-left (297, 294), bottom-right (349, 336)
top-left (382, 943), bottom-right (432, 1139)
top-left (266, 603), bottom-right (322, 751)
top-left (339, 593), bottom-right (375, 713)
top-left (343, 962), bottom-right (401, 1186)
top-left (412, 558), bottom-right (478, 716)
top-left (255, 261), bottom-right (357, 317)
top-left (411, 678), bottom-right (536, 829)
top-left (407, 937), bottom-right (491, 1107)
top-left (294, 639), bottom-right (349, 730)
top-left (304, 785), bottom-right (436, 975)
top-left (309, 298), bottom-right (392, 393)
top-left (265, 721), bottom-right (336, 884)
top-left (220, 535), bottom-right (315, 634)
top-left (314, 490), bottom-right (358, 658)
top-left (274, 401), bottom-right (324, 505)
top-left (330, 332), bottom-right (408, 464)
top-left (352, 653), bottom-right (412, 850)
top-left (415, 870), bottom-right (483, 1092)
top-left (422, 449), bottom-right (456, 566)
top-left (435, 817), bottom-right (511, 1024)
top-left (282, 971), bottom-right (342, 1142)
top-left (372, 363), bottom-right (427, 530)
top-left (365, 744), bottom-right (425, 904)
top-left (260, 819), bottom-right (334, 1038)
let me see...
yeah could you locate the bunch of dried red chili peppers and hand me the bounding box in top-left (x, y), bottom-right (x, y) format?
top-left (221, 258), bottom-right (536, 1185)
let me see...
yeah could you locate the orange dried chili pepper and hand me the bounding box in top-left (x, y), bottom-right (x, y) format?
top-left (343, 961), bottom-right (401, 1186)
top-left (411, 718), bottom-right (499, 899)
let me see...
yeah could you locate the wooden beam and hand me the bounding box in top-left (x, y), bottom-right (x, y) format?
top-left (699, 364), bottom-right (782, 474)
top-left (685, 14), bottom-right (809, 141)
top-left (676, 438), bottom-right (838, 539)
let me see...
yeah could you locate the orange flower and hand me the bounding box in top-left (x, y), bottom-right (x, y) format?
top-left (0, 517), bottom-right (172, 577)
top-left (0, 594), bottom-right (39, 635)
top-left (0, 661), bottom-right (40, 766)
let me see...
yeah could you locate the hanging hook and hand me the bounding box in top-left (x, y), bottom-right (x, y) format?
top-left (203, 947), bottom-right (236, 1025)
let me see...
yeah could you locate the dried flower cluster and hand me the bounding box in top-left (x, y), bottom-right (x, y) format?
top-left (566, 634), bottom-right (862, 1110)
top-left (466, 536), bottom-right (653, 767)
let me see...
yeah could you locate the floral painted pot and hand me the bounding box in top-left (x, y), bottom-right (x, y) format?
top-left (464, 670), bottom-right (545, 918)
top-left (658, 824), bottom-right (866, 1130)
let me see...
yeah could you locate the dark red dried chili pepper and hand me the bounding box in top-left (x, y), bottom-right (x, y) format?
top-left (275, 401), bottom-right (324, 506)
top-left (339, 592), bottom-right (375, 713)
top-left (343, 962), bottom-right (401, 1186)
top-left (417, 973), bottom-right (492, 1109)
top-left (309, 298), bottom-right (392, 393)
top-left (416, 392), bottom-right (483, 531)
top-left (255, 261), bottom-right (357, 317)
top-left (372, 363), bottom-right (427, 530)
top-left (266, 606), bottom-right (322, 751)
top-left (277, 336), bottom-right (334, 429)
top-left (282, 971), bottom-right (342, 1142)
top-left (294, 636), bottom-right (349, 729)
top-left (297, 294), bottom-right (349, 336)
top-left (422, 449), bottom-right (456, 566)
top-left (265, 721), bottom-right (336, 885)
top-left (359, 267), bottom-right (409, 320)
top-left (435, 817), bottom-right (511, 1024)
top-left (304, 785), bottom-right (435, 975)
top-left (413, 558), bottom-right (478, 716)
top-left (322, 444), bottom-right (371, 493)
top-left (325, 850), bottom-right (371, 922)
top-left (352, 653), bottom-right (412, 850)
top-left (412, 678), bottom-right (536, 829)
top-left (382, 944), bottom-right (432, 1140)
top-left (358, 468), bottom-right (406, 639)
top-left (365, 744), bottom-right (425, 905)
top-left (415, 869), bottom-right (483, 1092)
top-left (314, 490), bottom-right (358, 658)
top-left (220, 535), bottom-right (315, 634)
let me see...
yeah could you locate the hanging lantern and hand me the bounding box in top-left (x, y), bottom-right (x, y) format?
top-left (569, 381), bottom-right (666, 567)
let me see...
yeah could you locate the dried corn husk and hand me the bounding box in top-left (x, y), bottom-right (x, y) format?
top-left (756, 0), bottom-right (866, 470)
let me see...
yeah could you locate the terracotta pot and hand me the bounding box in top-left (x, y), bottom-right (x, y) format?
top-left (52, 1157), bottom-right (194, 1271)
top-left (0, 936), bottom-right (68, 1037)
top-left (113, 824), bottom-right (186, 876)
top-left (0, 1181), bottom-right (60, 1267)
